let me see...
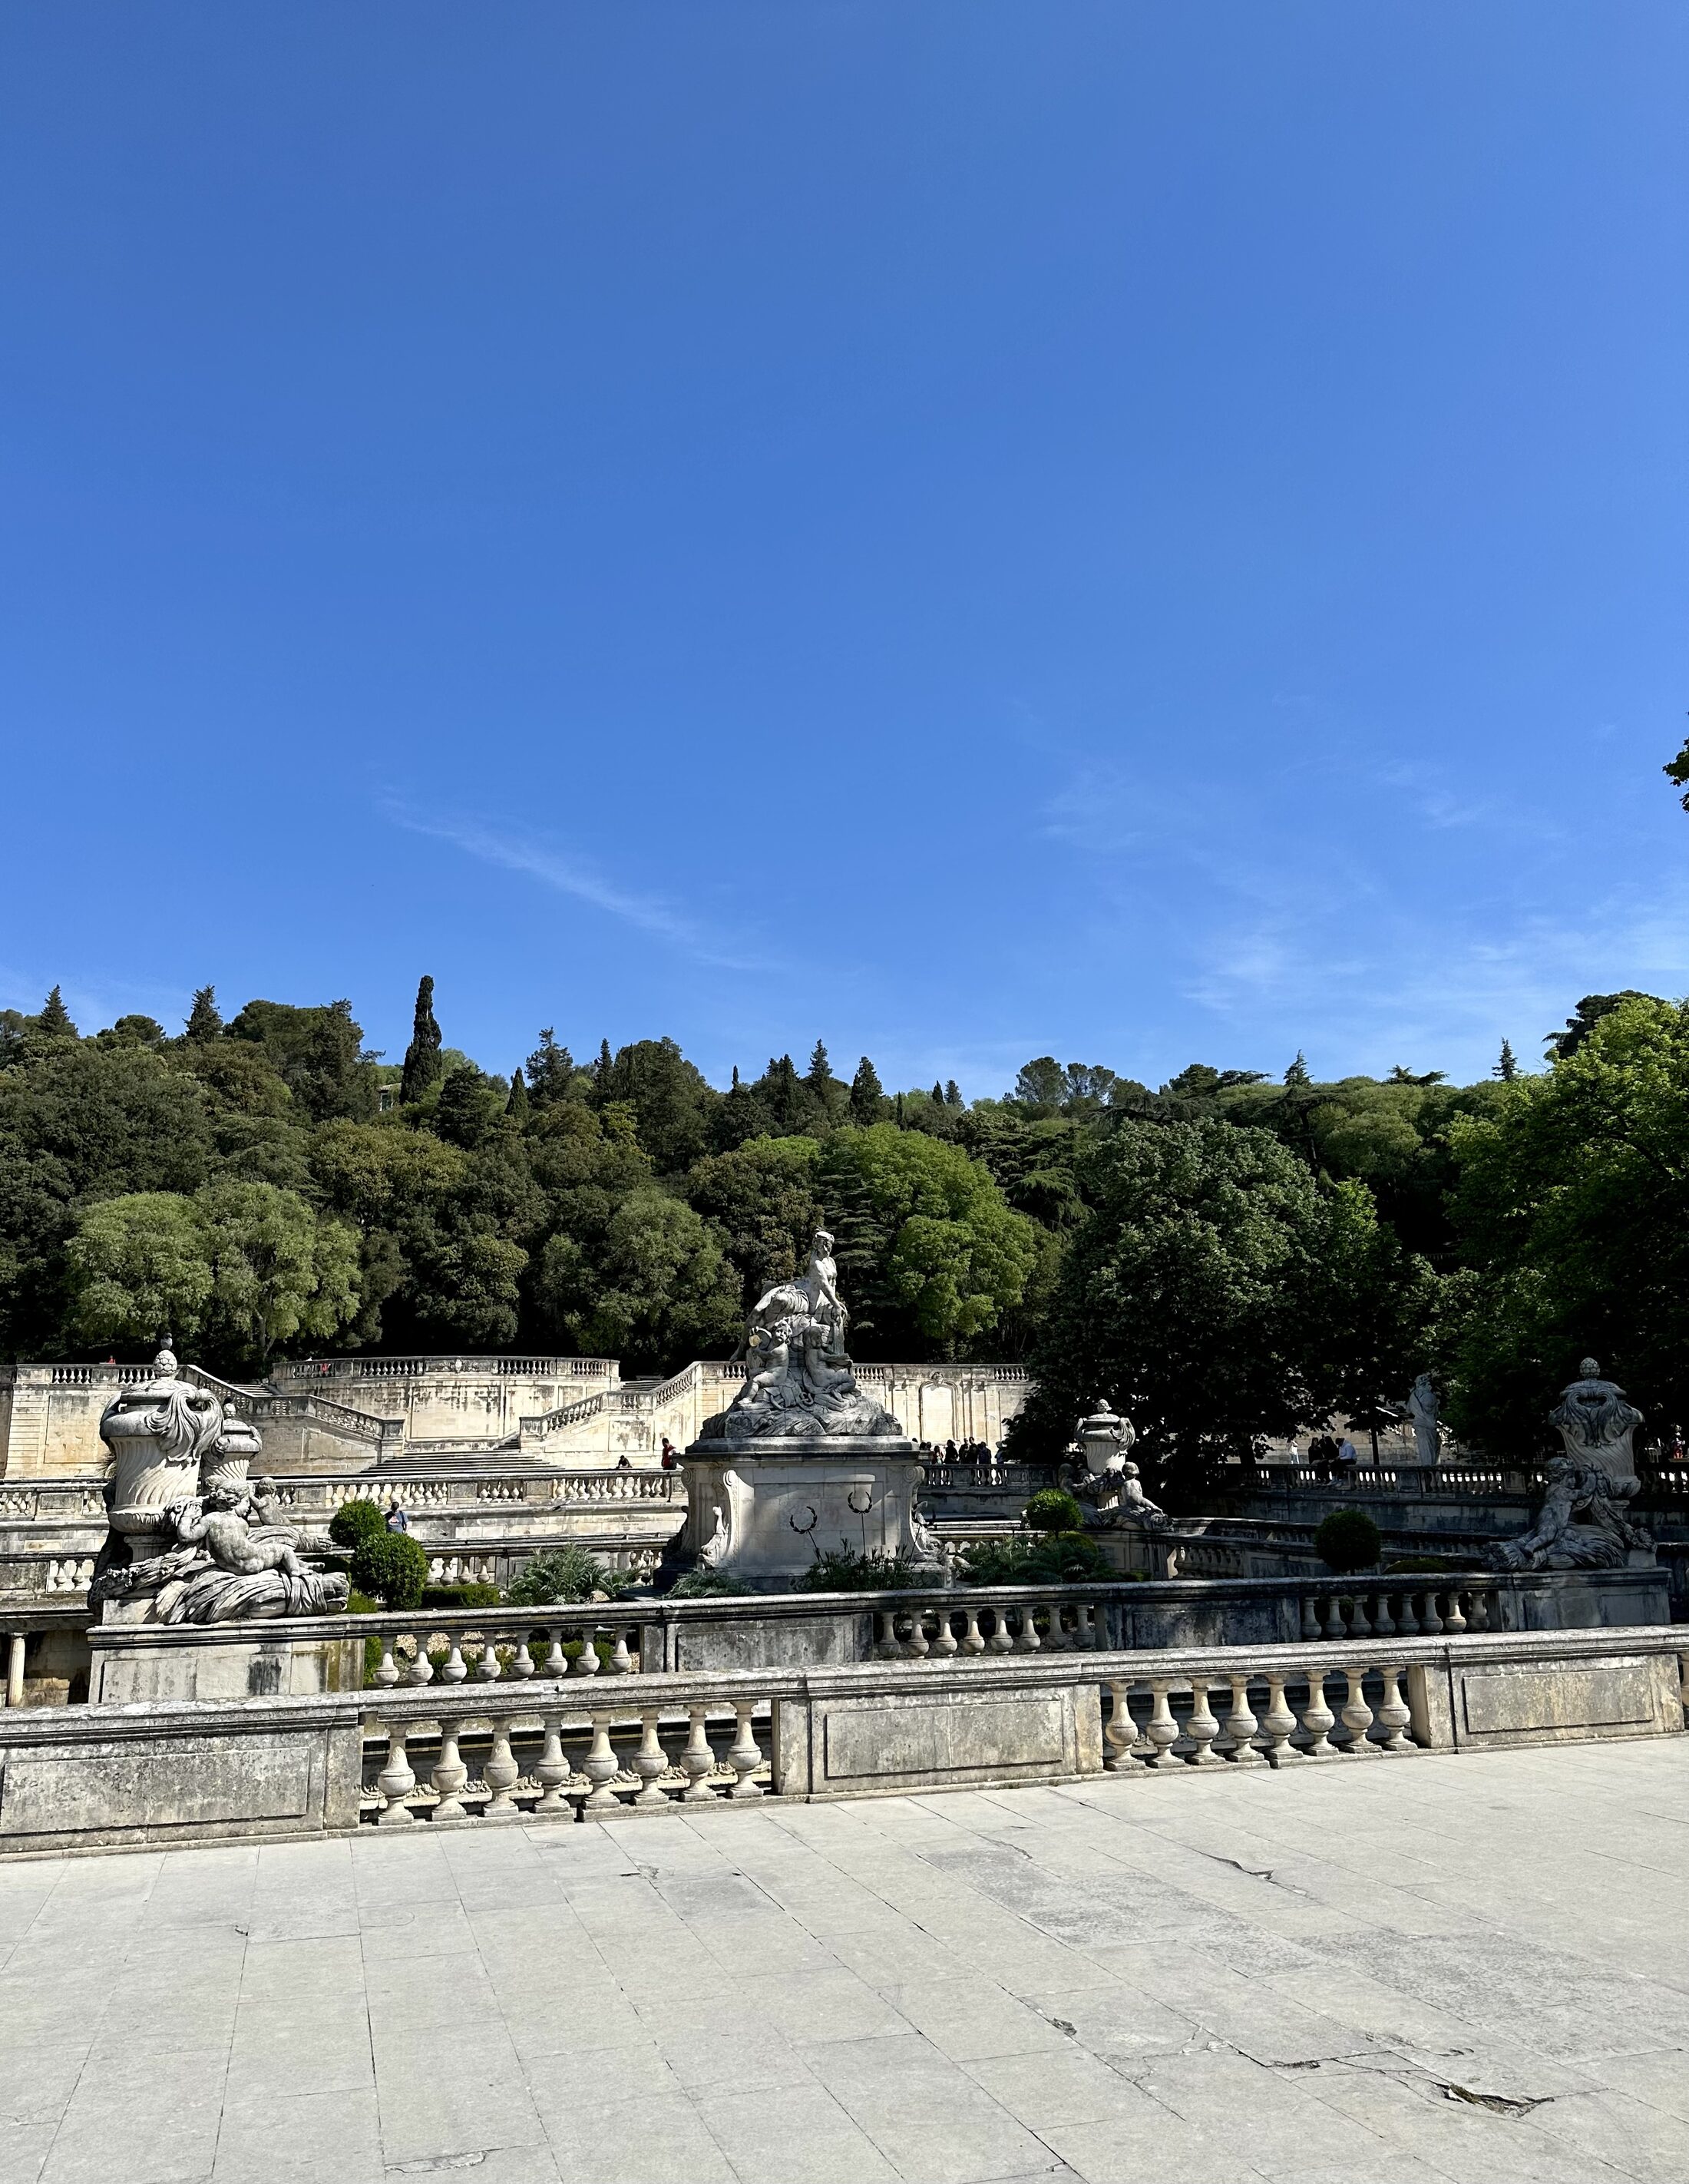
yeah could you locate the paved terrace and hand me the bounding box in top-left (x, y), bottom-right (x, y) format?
top-left (2, 1744), bottom-right (1686, 2184)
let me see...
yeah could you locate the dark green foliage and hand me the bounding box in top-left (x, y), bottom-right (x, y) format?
top-left (524, 1030), bottom-right (575, 1107)
top-left (668, 1567), bottom-right (752, 1597)
top-left (36, 987), bottom-right (75, 1038)
top-left (593, 1038), bottom-right (718, 1171)
top-left (684, 1136), bottom-right (823, 1309)
top-left (227, 999), bottom-right (378, 1123)
top-left (421, 1582), bottom-right (502, 1609)
top-left (350, 1530), bottom-right (428, 1608)
top-left (506, 1545), bottom-right (625, 1605)
top-left (435, 1066), bottom-right (501, 1150)
top-left (505, 1067), bottom-right (530, 1121)
top-left (1023, 1487), bottom-right (1085, 1534)
top-left (957, 1532), bottom-right (1108, 1585)
top-left (1314, 1508), bottom-right (1382, 1574)
top-left (184, 986), bottom-right (223, 1043)
top-left (799, 1547), bottom-right (934, 1592)
top-left (400, 976), bottom-right (445, 1104)
top-left (328, 1500), bottom-right (388, 1550)
top-left (848, 1057), bottom-right (886, 1124)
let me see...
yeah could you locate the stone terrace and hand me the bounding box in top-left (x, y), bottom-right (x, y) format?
top-left (2, 1743), bottom-right (1686, 2184)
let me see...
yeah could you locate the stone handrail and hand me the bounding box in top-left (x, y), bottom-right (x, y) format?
top-left (519, 1391), bottom-right (607, 1438)
top-left (270, 1355), bottom-right (619, 1383)
top-left (4, 1623), bottom-right (1682, 1848)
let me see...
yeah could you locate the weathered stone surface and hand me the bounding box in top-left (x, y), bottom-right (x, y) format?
top-left (1455, 1655), bottom-right (1679, 1742)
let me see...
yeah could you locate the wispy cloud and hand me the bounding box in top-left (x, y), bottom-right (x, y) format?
top-left (380, 802), bottom-right (775, 973)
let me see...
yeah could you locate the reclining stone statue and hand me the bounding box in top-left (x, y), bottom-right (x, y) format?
top-left (1489, 1359), bottom-right (1654, 1572)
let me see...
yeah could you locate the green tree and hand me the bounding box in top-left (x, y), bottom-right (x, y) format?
top-left (66, 1193), bottom-right (215, 1348)
top-left (399, 975), bottom-right (445, 1104)
top-left (1446, 995), bottom-right (1689, 1453)
top-left (593, 1038), bottom-right (718, 1172)
top-left (524, 1029), bottom-right (577, 1107)
top-left (1543, 992), bottom-right (1654, 1061)
top-left (184, 986), bottom-right (223, 1043)
top-left (1494, 1038), bottom-right (1518, 1083)
top-left (227, 998), bottom-right (378, 1122)
top-left (435, 1065), bottom-right (502, 1150)
top-left (195, 1179), bottom-right (362, 1364)
top-left (848, 1057), bottom-right (886, 1124)
top-left (534, 1186), bottom-right (739, 1368)
top-left (35, 986), bottom-right (75, 1039)
top-left (505, 1066), bottom-right (530, 1121)
top-left (685, 1135), bottom-right (825, 1306)
top-left (1009, 1119), bottom-right (1396, 1487)
top-left (818, 1124), bottom-right (1040, 1355)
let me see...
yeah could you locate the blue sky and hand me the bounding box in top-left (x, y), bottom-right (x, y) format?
top-left (4, 4), bottom-right (1687, 1094)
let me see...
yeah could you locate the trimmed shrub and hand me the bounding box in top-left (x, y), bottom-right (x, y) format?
top-left (1023, 1489), bottom-right (1085, 1535)
top-left (1314, 1508), bottom-right (1382, 1575)
top-left (507, 1546), bottom-right (624, 1607)
top-left (329, 1499), bottom-right (388, 1551)
top-left (421, 1582), bottom-right (502, 1610)
top-left (349, 1529), bottom-right (428, 1609)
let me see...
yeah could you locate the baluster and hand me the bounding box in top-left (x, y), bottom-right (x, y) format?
top-left (572, 1632), bottom-right (602, 1677)
top-left (1395, 1593), bottom-right (1420, 1637)
top-left (1466, 1587), bottom-right (1491, 1632)
top-left (960, 1606), bottom-right (986, 1656)
top-left (533, 1718), bottom-right (572, 1814)
top-left (441, 1637), bottom-right (468, 1684)
top-left (373, 1634), bottom-right (400, 1688)
top-left (931, 1607), bottom-right (958, 1658)
top-left (1373, 1665), bottom-right (1414, 1753)
top-left (475, 1636), bottom-right (503, 1682)
top-left (609, 1630), bottom-right (635, 1674)
top-left (1298, 1667), bottom-right (1337, 1759)
top-left (680, 1706), bottom-right (719, 1800)
top-left (1013, 1603), bottom-right (1042, 1653)
top-left (376, 1724), bottom-right (418, 1825)
top-left (1347, 1595), bottom-right (1372, 1638)
top-left (631, 1711), bottom-right (672, 1806)
top-left (1443, 1589), bottom-right (1467, 1635)
top-left (544, 1627), bottom-right (567, 1677)
top-left (904, 1610), bottom-right (930, 1660)
top-left (987, 1607), bottom-right (1014, 1654)
top-left (1321, 1596), bottom-right (1345, 1640)
top-left (1185, 1680), bottom-right (1222, 1765)
top-left (1372, 1593), bottom-right (1396, 1637)
top-left (1418, 1590), bottom-right (1443, 1636)
top-left (580, 1711), bottom-right (623, 1814)
top-left (1334, 1666), bottom-right (1380, 1757)
top-left (874, 1611), bottom-right (898, 1659)
top-left (1104, 1681), bottom-right (1144, 1769)
top-left (431, 1722), bottom-right (469, 1822)
top-left (1074, 1602), bottom-right (1097, 1649)
top-left (1222, 1673), bottom-right (1263, 1765)
top-left (727, 1702), bottom-right (765, 1798)
top-left (1300, 1595), bottom-right (1321, 1640)
top-left (1047, 1603), bottom-right (1073, 1651)
top-left (405, 1626), bottom-right (434, 1686)
top-left (1258, 1673), bottom-right (1302, 1764)
top-left (1144, 1679), bottom-right (1182, 1766)
top-left (512, 1637), bottom-right (535, 1679)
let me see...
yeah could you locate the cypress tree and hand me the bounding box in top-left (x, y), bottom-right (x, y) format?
top-left (506, 1064), bottom-right (530, 1120)
top-left (184, 985), bottom-right (223, 1042)
top-left (592, 1038), bottom-right (614, 1101)
top-left (931, 1080), bottom-right (944, 1106)
top-left (36, 985), bottom-right (74, 1037)
top-left (945, 1079), bottom-right (963, 1107)
top-left (848, 1057), bottom-right (885, 1123)
top-left (399, 976), bottom-right (445, 1104)
top-left (1494, 1038), bottom-right (1518, 1083)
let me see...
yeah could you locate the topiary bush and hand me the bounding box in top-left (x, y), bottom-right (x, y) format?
top-left (1023, 1489), bottom-right (1086, 1535)
top-left (506, 1546), bottom-right (626, 1607)
top-left (329, 1499), bottom-right (388, 1552)
top-left (1314, 1507), bottom-right (1382, 1575)
top-left (349, 1529), bottom-right (428, 1608)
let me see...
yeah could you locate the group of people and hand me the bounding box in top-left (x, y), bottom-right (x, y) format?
top-left (1290, 1432), bottom-right (1361, 1478)
top-left (915, 1437), bottom-right (998, 1468)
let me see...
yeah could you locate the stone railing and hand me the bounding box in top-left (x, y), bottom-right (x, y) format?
top-left (918, 1461), bottom-right (1059, 1494)
top-left (271, 1355), bottom-right (619, 1383)
top-left (2, 1623), bottom-right (1681, 1851)
top-left (521, 1392), bottom-right (607, 1439)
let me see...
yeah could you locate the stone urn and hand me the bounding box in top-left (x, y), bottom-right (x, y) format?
top-left (1076, 1401), bottom-right (1134, 1481)
top-left (98, 1348), bottom-right (224, 1565)
top-left (200, 1408), bottom-right (263, 1501)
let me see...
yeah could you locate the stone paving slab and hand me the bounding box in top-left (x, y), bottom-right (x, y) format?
top-left (0, 1741), bottom-right (1685, 2182)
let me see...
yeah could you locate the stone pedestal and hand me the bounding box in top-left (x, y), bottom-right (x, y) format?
top-left (680, 1439), bottom-right (935, 1591)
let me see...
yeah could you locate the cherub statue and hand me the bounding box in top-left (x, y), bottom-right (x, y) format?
top-left (167, 1484), bottom-right (310, 1580)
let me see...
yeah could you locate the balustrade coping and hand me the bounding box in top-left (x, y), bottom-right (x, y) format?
top-left (2, 1623), bottom-right (1682, 1751)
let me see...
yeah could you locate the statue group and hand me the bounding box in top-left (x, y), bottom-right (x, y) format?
top-left (92, 1348), bottom-right (348, 1622)
top-left (1493, 1359), bottom-right (1654, 1572)
top-left (702, 1229), bottom-right (902, 1444)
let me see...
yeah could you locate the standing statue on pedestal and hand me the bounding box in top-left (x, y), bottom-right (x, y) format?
top-left (1398, 1373), bottom-right (1443, 1466)
top-left (709, 1229), bottom-right (899, 1444)
top-left (91, 1347), bottom-right (349, 1622)
top-left (1491, 1358), bottom-right (1654, 1572)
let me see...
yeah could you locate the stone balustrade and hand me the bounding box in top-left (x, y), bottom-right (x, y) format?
top-left (3, 1623), bottom-right (1677, 1851)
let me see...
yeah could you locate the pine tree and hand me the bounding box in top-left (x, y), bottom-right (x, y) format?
top-left (945, 1079), bottom-right (962, 1107)
top-left (184, 985), bottom-right (223, 1042)
top-left (894, 1091), bottom-right (907, 1127)
top-left (35, 985), bottom-right (74, 1037)
top-left (506, 1064), bottom-right (530, 1120)
top-left (591, 1038), bottom-right (613, 1101)
top-left (1494, 1038), bottom-right (1518, 1083)
top-left (763, 1054), bottom-right (806, 1133)
top-left (525, 1029), bottom-right (574, 1106)
top-left (1284, 1051), bottom-right (1311, 1087)
top-left (805, 1041), bottom-right (835, 1092)
top-left (930, 1080), bottom-right (944, 1106)
top-left (848, 1057), bottom-right (885, 1123)
top-left (399, 976), bottom-right (445, 1104)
